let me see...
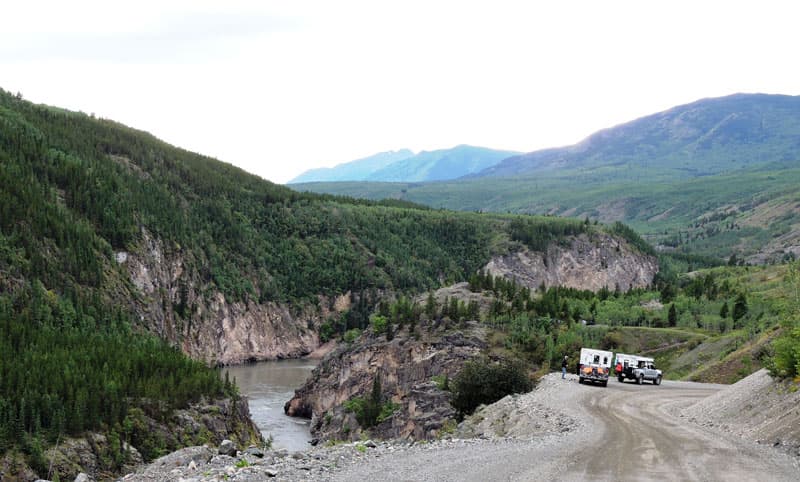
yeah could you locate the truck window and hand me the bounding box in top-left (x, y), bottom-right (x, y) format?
top-left (593, 355), bottom-right (600, 364)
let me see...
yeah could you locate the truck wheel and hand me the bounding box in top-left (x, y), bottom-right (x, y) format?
top-left (602, 380), bottom-right (608, 387)
top-left (637, 374), bottom-right (643, 385)
top-left (578, 377), bottom-right (584, 384)
top-left (654, 375), bottom-right (662, 386)
top-left (618, 376), bottom-right (625, 383)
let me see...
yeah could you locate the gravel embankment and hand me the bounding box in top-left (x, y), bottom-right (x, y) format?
top-left (681, 368), bottom-right (800, 456)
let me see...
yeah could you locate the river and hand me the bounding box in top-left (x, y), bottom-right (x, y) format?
top-left (225, 359), bottom-right (317, 452)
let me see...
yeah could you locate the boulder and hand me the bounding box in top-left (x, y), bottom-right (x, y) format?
top-left (146, 445), bottom-right (214, 472)
top-left (218, 439), bottom-right (237, 457)
top-left (244, 446), bottom-right (265, 458)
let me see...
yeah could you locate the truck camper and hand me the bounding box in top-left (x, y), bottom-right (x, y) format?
top-left (577, 348), bottom-right (613, 386)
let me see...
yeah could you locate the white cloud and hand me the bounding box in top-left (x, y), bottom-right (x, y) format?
top-left (2, 0), bottom-right (799, 183)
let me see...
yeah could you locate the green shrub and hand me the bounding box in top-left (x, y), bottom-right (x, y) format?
top-left (767, 326), bottom-right (800, 378)
top-left (450, 357), bottom-right (532, 418)
top-left (370, 315), bottom-right (388, 334)
top-left (319, 321), bottom-right (336, 343)
top-left (431, 374), bottom-right (451, 391)
top-left (343, 328), bottom-right (362, 344)
top-left (344, 374), bottom-right (395, 428)
top-left (377, 401), bottom-right (399, 423)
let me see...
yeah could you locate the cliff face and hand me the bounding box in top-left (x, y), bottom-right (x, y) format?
top-left (0, 397), bottom-right (261, 482)
top-left (116, 229), bottom-right (344, 365)
top-left (484, 232), bottom-right (658, 292)
top-left (285, 322), bottom-right (486, 441)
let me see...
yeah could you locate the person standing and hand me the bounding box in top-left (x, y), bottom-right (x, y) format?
top-left (561, 355), bottom-right (568, 379)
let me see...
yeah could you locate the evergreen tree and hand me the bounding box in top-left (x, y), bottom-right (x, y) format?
top-left (449, 297), bottom-right (459, 321)
top-left (385, 320), bottom-right (394, 341)
top-left (424, 291), bottom-right (437, 319)
top-left (660, 283), bottom-right (676, 303)
top-left (668, 303), bottom-right (677, 327)
top-left (719, 301), bottom-right (729, 319)
top-left (732, 293), bottom-right (748, 324)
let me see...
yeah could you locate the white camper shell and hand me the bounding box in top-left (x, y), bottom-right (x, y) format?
top-left (577, 347), bottom-right (613, 387)
top-left (615, 353), bottom-right (663, 385)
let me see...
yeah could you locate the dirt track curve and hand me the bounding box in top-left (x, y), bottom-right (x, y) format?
top-left (330, 374), bottom-right (800, 481)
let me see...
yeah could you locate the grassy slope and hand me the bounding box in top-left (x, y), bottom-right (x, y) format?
top-left (294, 164), bottom-right (800, 261)
top-left (476, 262), bottom-right (794, 384)
top-left (294, 94), bottom-right (800, 261)
top-left (612, 264), bottom-right (792, 383)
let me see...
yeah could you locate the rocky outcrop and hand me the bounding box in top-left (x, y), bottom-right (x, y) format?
top-left (116, 229), bottom-right (350, 364)
top-left (285, 321), bottom-right (487, 442)
top-left (39, 397), bottom-right (261, 482)
top-left (484, 232), bottom-right (658, 292)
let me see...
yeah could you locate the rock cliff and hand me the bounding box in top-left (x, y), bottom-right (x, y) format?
top-left (285, 321), bottom-right (486, 442)
top-left (115, 229), bottom-right (348, 364)
top-left (484, 232), bottom-right (658, 292)
top-left (0, 397), bottom-right (261, 482)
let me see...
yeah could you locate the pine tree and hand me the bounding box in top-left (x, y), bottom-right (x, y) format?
top-left (732, 293), bottom-right (748, 325)
top-left (719, 301), bottom-right (729, 319)
top-left (668, 303), bottom-right (677, 327)
top-left (424, 291), bottom-right (437, 319)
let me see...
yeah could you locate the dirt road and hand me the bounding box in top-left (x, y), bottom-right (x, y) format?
top-left (330, 374), bottom-right (800, 481)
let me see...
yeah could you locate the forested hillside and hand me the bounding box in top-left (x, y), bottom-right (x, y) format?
top-left (0, 88), bottom-right (655, 473)
top-left (294, 94), bottom-right (800, 262)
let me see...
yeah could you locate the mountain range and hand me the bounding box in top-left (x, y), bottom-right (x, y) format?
top-left (293, 93), bottom-right (800, 262)
top-left (289, 145), bottom-right (520, 183)
top-left (288, 149), bottom-right (413, 183)
top-left (479, 93), bottom-right (800, 179)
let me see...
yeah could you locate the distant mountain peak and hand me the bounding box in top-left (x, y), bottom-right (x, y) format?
top-left (290, 145), bottom-right (521, 184)
top-left (288, 149), bottom-right (414, 184)
top-left (478, 93), bottom-right (800, 178)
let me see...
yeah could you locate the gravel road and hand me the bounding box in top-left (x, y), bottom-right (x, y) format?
top-left (329, 374), bottom-right (800, 481)
top-left (123, 373), bottom-right (800, 481)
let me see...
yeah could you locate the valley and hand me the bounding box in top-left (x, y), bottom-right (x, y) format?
top-left (294, 93), bottom-right (800, 263)
top-left (1, 87), bottom-right (800, 481)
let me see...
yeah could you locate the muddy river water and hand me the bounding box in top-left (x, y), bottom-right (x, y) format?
top-left (225, 359), bottom-right (317, 452)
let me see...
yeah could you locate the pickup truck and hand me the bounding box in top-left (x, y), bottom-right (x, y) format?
top-left (615, 354), bottom-right (662, 385)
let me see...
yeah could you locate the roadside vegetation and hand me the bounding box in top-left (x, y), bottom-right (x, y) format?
top-left (327, 256), bottom-right (800, 421)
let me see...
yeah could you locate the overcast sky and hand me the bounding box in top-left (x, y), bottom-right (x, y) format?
top-left (2, 0), bottom-right (799, 184)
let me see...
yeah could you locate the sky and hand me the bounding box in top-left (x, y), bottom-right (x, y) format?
top-left (2, 0), bottom-right (799, 184)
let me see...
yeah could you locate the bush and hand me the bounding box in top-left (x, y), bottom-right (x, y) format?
top-left (450, 357), bottom-right (532, 418)
top-left (344, 374), bottom-right (396, 428)
top-left (370, 315), bottom-right (388, 334)
top-left (431, 374), bottom-right (451, 391)
top-left (343, 328), bottom-right (361, 344)
top-left (767, 326), bottom-right (800, 379)
top-left (600, 330), bottom-right (624, 350)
